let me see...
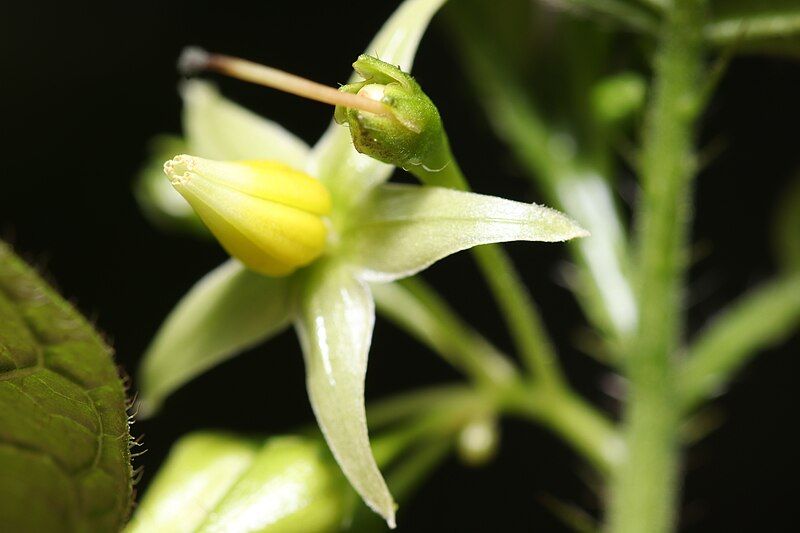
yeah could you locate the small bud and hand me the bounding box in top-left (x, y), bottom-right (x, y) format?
top-left (335, 55), bottom-right (447, 170)
top-left (164, 155), bottom-right (331, 276)
top-left (591, 72), bottom-right (646, 125)
top-left (456, 416), bottom-right (500, 466)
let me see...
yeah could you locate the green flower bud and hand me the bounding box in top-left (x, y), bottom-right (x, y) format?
top-left (335, 55), bottom-right (447, 171)
top-left (591, 72), bottom-right (646, 125)
top-left (126, 433), bottom-right (351, 533)
top-left (456, 416), bottom-right (500, 467)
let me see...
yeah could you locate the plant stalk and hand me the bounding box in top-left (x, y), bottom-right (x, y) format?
top-left (607, 0), bottom-right (707, 531)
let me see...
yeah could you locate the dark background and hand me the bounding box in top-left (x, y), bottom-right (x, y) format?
top-left (1, 1), bottom-right (798, 531)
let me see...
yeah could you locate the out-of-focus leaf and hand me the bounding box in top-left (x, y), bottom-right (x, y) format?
top-left (537, 493), bottom-right (598, 533)
top-left (0, 241), bottom-right (132, 532)
top-left (679, 273), bottom-right (800, 412)
top-left (345, 184), bottom-right (588, 282)
top-left (126, 432), bottom-right (349, 533)
top-left (542, 0), bottom-right (659, 33)
top-left (138, 260), bottom-right (292, 416)
top-left (294, 261), bottom-right (396, 527)
top-left (135, 135), bottom-right (209, 236)
top-left (706, 0), bottom-right (800, 55)
top-left (773, 173), bottom-right (800, 272)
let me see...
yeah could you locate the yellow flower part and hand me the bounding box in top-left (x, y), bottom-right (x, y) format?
top-left (164, 155), bottom-right (331, 276)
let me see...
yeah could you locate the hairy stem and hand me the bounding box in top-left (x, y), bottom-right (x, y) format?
top-left (607, 0), bottom-right (707, 531)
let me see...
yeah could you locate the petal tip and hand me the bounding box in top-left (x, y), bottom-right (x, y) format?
top-left (575, 227), bottom-right (591, 239)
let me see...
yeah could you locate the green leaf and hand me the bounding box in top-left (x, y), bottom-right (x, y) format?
top-left (773, 173), bottom-right (800, 273)
top-left (344, 183), bottom-right (589, 282)
top-left (307, 0), bottom-right (448, 210)
top-left (138, 260), bottom-right (292, 416)
top-left (182, 80), bottom-right (311, 166)
top-left (706, 0), bottom-right (800, 54)
top-left (294, 261), bottom-right (395, 527)
top-left (126, 432), bottom-right (349, 533)
top-left (0, 241), bottom-right (132, 532)
top-left (679, 273), bottom-right (800, 412)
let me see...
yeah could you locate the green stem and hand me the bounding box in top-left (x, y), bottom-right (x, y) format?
top-left (374, 277), bottom-right (620, 473)
top-left (506, 382), bottom-right (623, 474)
top-left (607, 0), bottom-right (706, 531)
top-left (413, 151), bottom-right (565, 389)
top-left (372, 279), bottom-right (517, 388)
top-left (471, 244), bottom-right (564, 388)
top-left (705, 10), bottom-right (800, 46)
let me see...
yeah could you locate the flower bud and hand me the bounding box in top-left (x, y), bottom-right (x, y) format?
top-left (456, 416), bottom-right (500, 467)
top-left (126, 433), bottom-right (351, 533)
top-left (164, 155), bottom-right (332, 276)
top-left (591, 72), bottom-right (646, 125)
top-left (334, 54), bottom-right (447, 171)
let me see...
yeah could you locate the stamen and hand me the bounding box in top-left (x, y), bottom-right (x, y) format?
top-left (179, 47), bottom-right (391, 117)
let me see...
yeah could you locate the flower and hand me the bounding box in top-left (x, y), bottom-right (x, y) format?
top-left (163, 155), bottom-right (331, 276)
top-left (136, 0), bottom-right (587, 526)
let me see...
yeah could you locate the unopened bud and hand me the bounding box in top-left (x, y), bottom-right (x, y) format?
top-left (127, 433), bottom-right (350, 532)
top-left (335, 55), bottom-right (447, 171)
top-left (456, 416), bottom-right (500, 466)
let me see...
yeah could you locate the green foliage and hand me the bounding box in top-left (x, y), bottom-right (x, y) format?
top-left (773, 173), bottom-right (800, 272)
top-left (0, 241), bottom-right (132, 532)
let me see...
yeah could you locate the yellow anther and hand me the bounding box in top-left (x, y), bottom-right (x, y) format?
top-left (164, 155), bottom-right (332, 276)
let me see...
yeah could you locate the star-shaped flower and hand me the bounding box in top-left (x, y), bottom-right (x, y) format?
top-left (137, 0), bottom-right (587, 526)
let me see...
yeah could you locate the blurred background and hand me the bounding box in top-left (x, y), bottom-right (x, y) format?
top-left (1, 1), bottom-right (798, 530)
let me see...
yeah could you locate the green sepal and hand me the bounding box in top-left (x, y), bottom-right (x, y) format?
top-left (0, 241), bottom-right (132, 532)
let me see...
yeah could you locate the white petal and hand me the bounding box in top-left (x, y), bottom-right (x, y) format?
top-left (294, 262), bottom-right (395, 527)
top-left (182, 80), bottom-right (310, 167)
top-left (358, 0), bottom-right (448, 75)
top-left (345, 184), bottom-right (589, 282)
top-left (307, 0), bottom-right (448, 204)
top-left (138, 260), bottom-right (292, 415)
